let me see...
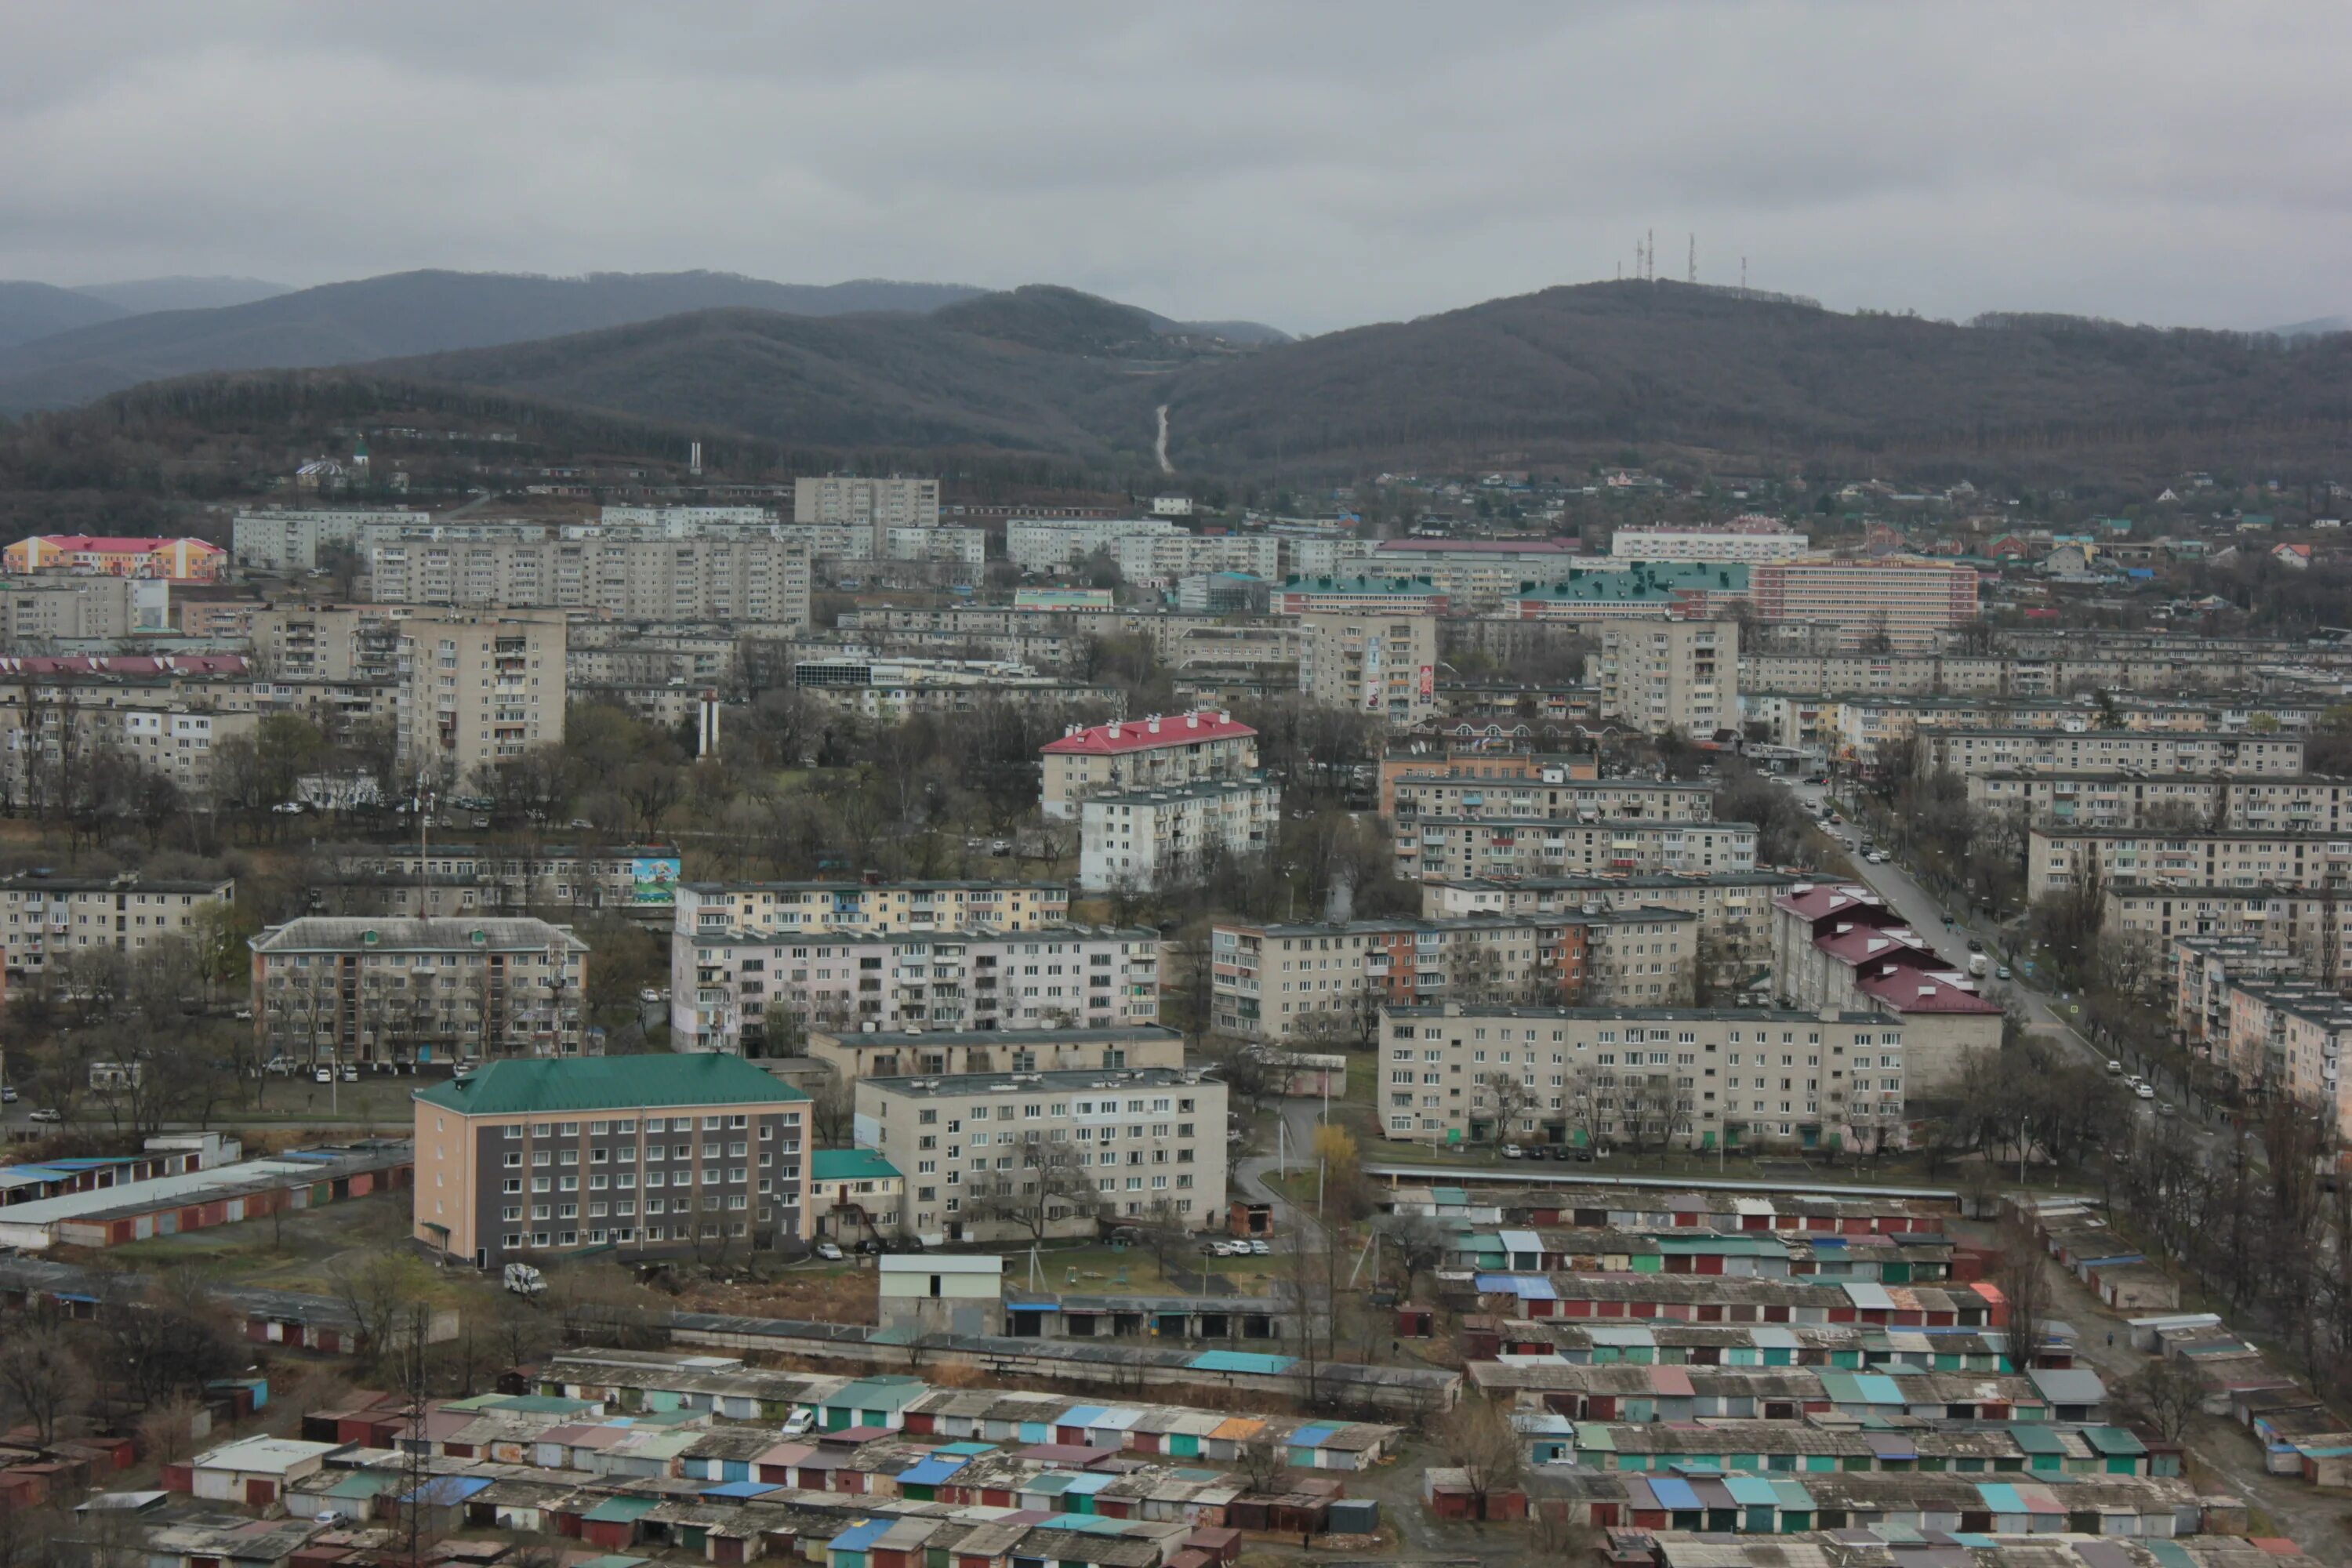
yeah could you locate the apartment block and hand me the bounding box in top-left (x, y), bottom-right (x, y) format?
top-left (0, 871), bottom-right (235, 976)
top-left (1919, 729), bottom-right (2304, 779)
top-left (2031, 826), bottom-right (2352, 901)
top-left (1610, 523), bottom-right (1810, 561)
top-left (1210, 909), bottom-right (1698, 1041)
top-left (317, 843), bottom-right (683, 919)
top-left (2220, 984), bottom-right (2352, 1120)
top-left (249, 916), bottom-right (590, 1066)
top-left (1969, 771), bottom-right (2351, 832)
top-left (676, 880), bottom-right (1070, 938)
top-left (1078, 778), bottom-right (1279, 891)
top-left (1006, 517), bottom-right (1178, 572)
top-left (1769, 884), bottom-right (1999, 1093)
top-left (1421, 870), bottom-right (1799, 986)
top-left (2107, 884), bottom-right (2352, 985)
top-left (1387, 760), bottom-right (1716, 824)
top-left (395, 609), bottom-right (566, 786)
top-left (1746, 559), bottom-right (1979, 649)
top-left (365, 536), bottom-right (811, 630)
top-left (232, 508), bottom-right (423, 570)
top-left (1376, 1004), bottom-right (1907, 1153)
top-left (2171, 933), bottom-right (2303, 1048)
top-left (794, 476), bottom-right (940, 555)
top-left (854, 1066), bottom-right (1228, 1244)
top-left (1110, 532), bottom-right (1280, 584)
top-left (412, 1054), bottom-right (809, 1267)
top-left (0, 575), bottom-right (169, 641)
top-left (0, 688), bottom-right (263, 797)
top-left (806, 1023), bottom-right (1185, 1087)
top-left (1298, 609), bottom-right (1441, 727)
top-left (1398, 816), bottom-right (1759, 881)
top-left (1276, 575), bottom-right (1450, 616)
top-left (673, 925), bottom-right (1161, 1051)
top-left (1599, 619), bottom-right (1738, 737)
top-left (245, 605), bottom-right (408, 681)
top-left (1038, 710), bottom-right (1258, 820)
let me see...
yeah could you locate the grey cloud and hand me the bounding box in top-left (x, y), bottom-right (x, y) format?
top-left (0, 1), bottom-right (2346, 333)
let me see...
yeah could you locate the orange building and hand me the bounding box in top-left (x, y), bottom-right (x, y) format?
top-left (4, 535), bottom-right (226, 583)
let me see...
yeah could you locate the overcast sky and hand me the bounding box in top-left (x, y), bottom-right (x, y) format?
top-left (4, 2), bottom-right (2347, 334)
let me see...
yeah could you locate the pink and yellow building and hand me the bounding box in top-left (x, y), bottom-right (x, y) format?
top-left (4, 535), bottom-right (226, 583)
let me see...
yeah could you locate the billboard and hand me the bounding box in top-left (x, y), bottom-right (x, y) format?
top-left (629, 855), bottom-right (682, 906)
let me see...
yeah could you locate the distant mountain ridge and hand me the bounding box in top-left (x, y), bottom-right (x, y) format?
top-left (71, 275), bottom-right (291, 314)
top-left (0, 281), bottom-right (127, 350)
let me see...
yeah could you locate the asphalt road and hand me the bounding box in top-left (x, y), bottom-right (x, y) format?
top-left (1791, 779), bottom-right (2224, 1151)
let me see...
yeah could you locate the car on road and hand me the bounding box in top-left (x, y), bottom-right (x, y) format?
top-left (2158, 1103), bottom-right (2176, 1118)
top-left (1965, 938), bottom-right (1984, 953)
top-left (27, 1108), bottom-right (61, 1123)
top-left (2106, 1060), bottom-right (2124, 1075)
top-left (1864, 851), bottom-right (1886, 864)
top-left (1994, 965), bottom-right (2013, 980)
top-left (470, 817), bottom-right (491, 829)
top-left (0, 1085), bottom-right (14, 1103)
top-left (568, 818), bottom-right (595, 829)
top-left (639, 988), bottom-right (662, 1004)
top-left (2135, 1083), bottom-right (2156, 1101)
top-left (814, 1241), bottom-right (844, 1261)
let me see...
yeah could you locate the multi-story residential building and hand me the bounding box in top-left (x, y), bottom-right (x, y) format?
top-left (2107, 884), bottom-right (2352, 985)
top-left (676, 880), bottom-right (1069, 938)
top-left (1078, 778), bottom-right (1279, 891)
top-left (315, 844), bottom-right (683, 920)
top-left (1969, 771), bottom-right (2352, 831)
top-left (0, 684), bottom-right (263, 798)
top-left (600, 505), bottom-right (776, 530)
top-left (2171, 933), bottom-right (2303, 1050)
top-left (232, 508), bottom-right (424, 570)
top-left (2029, 826), bottom-right (2352, 902)
top-left (1397, 816), bottom-right (1758, 881)
top-left (0, 870), bottom-right (234, 977)
top-left (1111, 532), bottom-right (1280, 585)
top-left (884, 525), bottom-right (985, 568)
top-left (1356, 540), bottom-right (1586, 608)
top-left (395, 610), bottom-right (566, 786)
top-left (1380, 749), bottom-right (1570, 818)
top-left (365, 535), bottom-right (811, 630)
top-left (673, 924), bottom-right (1161, 1051)
top-left (0, 575), bottom-right (169, 642)
top-left (853, 1066), bottom-right (1227, 1244)
top-left (1210, 909), bottom-right (1699, 1041)
top-left (3, 535), bottom-right (224, 583)
top-left (1376, 1003), bottom-right (1907, 1153)
top-left (1918, 729), bottom-right (2304, 778)
top-left (795, 476), bottom-right (940, 556)
top-left (1298, 609), bottom-right (1442, 727)
top-left (1421, 870), bottom-right (1800, 989)
top-left (1006, 517), bottom-right (1178, 572)
top-left (1745, 559), bottom-right (1979, 648)
top-left (245, 605), bottom-right (408, 682)
top-left (1515, 562), bottom-right (1752, 622)
top-left (1599, 620), bottom-right (1737, 737)
top-left (250, 916), bottom-right (590, 1067)
top-left (789, 652), bottom-right (1112, 721)
top-left (1038, 711), bottom-right (1258, 820)
top-left (1610, 522), bottom-right (1810, 562)
top-left (1275, 575), bottom-right (1450, 617)
top-left (411, 1054), bottom-right (809, 1268)
top-left (807, 1023), bottom-right (1185, 1086)
top-left (1769, 884), bottom-right (1998, 1093)
top-left (2220, 983), bottom-right (2352, 1116)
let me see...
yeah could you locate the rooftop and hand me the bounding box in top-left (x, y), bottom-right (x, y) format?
top-left (415, 1055), bottom-right (810, 1116)
top-left (811, 1025), bottom-right (1179, 1047)
top-left (1041, 710), bottom-right (1254, 756)
top-left (251, 916), bottom-right (587, 954)
top-left (1855, 968), bottom-right (2002, 1016)
top-left (861, 1067), bottom-right (1214, 1097)
top-left (809, 1149), bottom-right (902, 1183)
top-left (1387, 1004), bottom-right (1882, 1023)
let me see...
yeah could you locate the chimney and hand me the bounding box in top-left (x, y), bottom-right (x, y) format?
top-left (1186, 713), bottom-right (1200, 730)
top-left (1148, 716), bottom-right (1161, 735)
top-left (1107, 721), bottom-right (1121, 739)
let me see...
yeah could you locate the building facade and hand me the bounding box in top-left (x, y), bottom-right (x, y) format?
top-left (1006, 517), bottom-right (1178, 572)
top-left (676, 880), bottom-right (1070, 938)
top-left (1919, 729), bottom-right (2305, 778)
top-left (806, 1023), bottom-right (1187, 1086)
top-left (1746, 560), bottom-right (1979, 648)
top-left (365, 536), bottom-right (811, 630)
top-left (1397, 817), bottom-right (1759, 881)
top-left (1038, 710), bottom-right (1258, 820)
top-left (396, 610), bottom-right (567, 785)
top-left (1599, 620), bottom-right (1738, 737)
top-left (412, 1054), bottom-right (809, 1267)
top-left (1078, 778), bottom-right (1279, 891)
top-left (1769, 884), bottom-right (1998, 1093)
top-left (251, 916), bottom-right (590, 1068)
top-left (2028, 826), bottom-right (2352, 902)
top-left (794, 477), bottom-right (941, 555)
top-left (854, 1066), bottom-right (1228, 1244)
top-left (1610, 524), bottom-right (1810, 562)
top-left (0, 871), bottom-right (234, 976)
top-left (1298, 609), bottom-right (1442, 728)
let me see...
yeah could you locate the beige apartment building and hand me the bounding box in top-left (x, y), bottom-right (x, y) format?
top-left (2107, 884), bottom-right (2352, 985)
top-left (2171, 933), bottom-right (2303, 1048)
top-left (1599, 619), bottom-right (1738, 737)
top-left (396, 610), bottom-right (566, 786)
top-left (853, 1066), bottom-right (1228, 1245)
top-left (1377, 1003), bottom-right (1907, 1154)
top-left (0, 871), bottom-right (235, 977)
top-left (1969, 771), bottom-right (2352, 832)
top-left (2220, 983), bottom-right (2352, 1117)
top-left (675, 880), bottom-right (1071, 938)
top-left (1298, 610), bottom-right (1441, 728)
top-left (1397, 816), bottom-right (1759, 881)
top-left (366, 536), bottom-right (811, 630)
top-left (0, 575), bottom-right (169, 641)
top-left (2028, 827), bottom-right (2352, 902)
top-left (412, 1054), bottom-right (810, 1268)
top-left (1388, 768), bottom-right (1718, 825)
top-left (794, 476), bottom-right (939, 556)
top-left (1421, 870), bottom-right (1799, 989)
top-left (1918, 729), bottom-right (2304, 779)
top-left (1038, 711), bottom-right (1259, 819)
top-left (250, 916), bottom-right (590, 1068)
top-left (806, 1023), bottom-right (1186, 1086)
top-left (246, 605), bottom-right (408, 681)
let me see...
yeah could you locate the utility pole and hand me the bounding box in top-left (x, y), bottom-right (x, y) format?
top-left (1687, 234), bottom-right (1696, 285)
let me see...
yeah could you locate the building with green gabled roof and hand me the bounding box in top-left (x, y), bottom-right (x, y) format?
top-left (412, 1054), bottom-right (809, 1270)
top-left (809, 1148), bottom-right (905, 1244)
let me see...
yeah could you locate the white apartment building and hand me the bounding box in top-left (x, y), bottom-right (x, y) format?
top-left (1298, 611), bottom-right (1441, 728)
top-left (2221, 984), bottom-right (2352, 1120)
top-left (793, 476), bottom-right (940, 556)
top-left (674, 880), bottom-right (1069, 938)
top-left (1398, 817), bottom-right (1759, 881)
top-left (1377, 1004), bottom-right (1907, 1154)
top-left (886, 526), bottom-right (986, 568)
top-left (1920, 729), bottom-right (2305, 779)
top-left (854, 1066), bottom-right (1228, 1245)
top-left (673, 924), bottom-right (1162, 1051)
top-left (1599, 620), bottom-right (1738, 737)
top-left (1421, 870), bottom-right (1798, 989)
top-left (1610, 524), bottom-right (1810, 562)
top-left (601, 506), bottom-right (774, 530)
top-left (1970, 771), bottom-right (2352, 832)
top-left (1078, 777), bottom-right (1279, 891)
top-left (233, 507), bottom-right (423, 570)
top-left (365, 536), bottom-right (811, 630)
top-left (246, 606), bottom-right (407, 682)
top-left (1110, 532), bottom-right (1280, 585)
top-left (396, 610), bottom-right (566, 786)
top-left (1388, 771), bottom-right (1719, 824)
top-left (1040, 711), bottom-right (1259, 820)
top-left (2109, 884), bottom-right (2352, 983)
top-left (0, 575), bottom-right (169, 641)
top-left (1007, 517), bottom-right (1179, 572)
top-left (0, 872), bottom-right (235, 976)
top-left (2029, 826), bottom-right (2352, 902)
top-left (808, 1024), bottom-right (1185, 1087)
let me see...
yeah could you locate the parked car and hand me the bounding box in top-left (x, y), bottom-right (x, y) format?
top-left (2158, 1102), bottom-right (2176, 1118)
top-left (314, 1066), bottom-right (334, 1083)
top-left (1247, 1240), bottom-right (1271, 1256)
top-left (0, 1085), bottom-right (14, 1103)
top-left (340, 1065), bottom-right (358, 1082)
top-left (470, 817), bottom-right (491, 829)
top-left (1500, 1143), bottom-right (1524, 1160)
top-left (27, 1108), bottom-right (62, 1123)
top-left (813, 1241), bottom-right (844, 1261)
top-left (781, 1408), bottom-right (815, 1436)
top-left (1196, 1242), bottom-right (1222, 1256)
top-left (2106, 1060), bottom-right (2124, 1075)
top-left (638, 988), bottom-right (662, 1004)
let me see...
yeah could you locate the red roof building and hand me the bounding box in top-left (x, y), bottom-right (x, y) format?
top-left (1771, 881), bottom-right (2000, 1093)
top-left (1039, 710), bottom-right (1261, 819)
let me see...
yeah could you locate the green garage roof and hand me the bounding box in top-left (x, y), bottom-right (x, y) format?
top-left (811, 1149), bottom-right (902, 1182)
top-left (416, 1054), bottom-right (808, 1116)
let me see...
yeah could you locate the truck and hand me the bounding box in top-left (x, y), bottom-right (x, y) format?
top-left (1967, 953), bottom-right (1991, 978)
top-left (502, 1262), bottom-right (546, 1297)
